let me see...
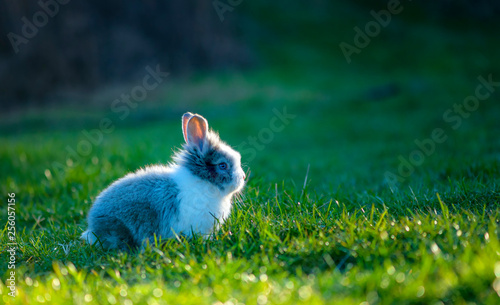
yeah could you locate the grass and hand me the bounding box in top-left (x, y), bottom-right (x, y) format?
top-left (2, 1), bottom-right (500, 304)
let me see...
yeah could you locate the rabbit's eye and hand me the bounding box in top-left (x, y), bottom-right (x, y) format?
top-left (218, 162), bottom-right (228, 170)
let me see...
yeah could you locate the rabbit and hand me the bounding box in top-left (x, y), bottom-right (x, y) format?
top-left (81, 112), bottom-right (246, 250)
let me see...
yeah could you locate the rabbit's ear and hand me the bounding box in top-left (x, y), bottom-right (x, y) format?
top-left (186, 115), bottom-right (208, 151)
top-left (182, 112), bottom-right (194, 143)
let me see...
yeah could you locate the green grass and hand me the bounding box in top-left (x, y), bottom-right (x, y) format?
top-left (2, 2), bottom-right (500, 304)
top-left (1, 73), bottom-right (499, 304)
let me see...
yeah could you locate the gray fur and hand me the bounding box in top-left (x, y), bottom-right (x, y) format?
top-left (83, 166), bottom-right (180, 250)
top-left (175, 131), bottom-right (238, 191)
top-left (82, 113), bottom-right (245, 251)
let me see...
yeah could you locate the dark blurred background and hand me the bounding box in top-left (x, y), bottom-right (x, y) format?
top-left (0, 0), bottom-right (254, 107)
top-left (1, 0), bottom-right (499, 109)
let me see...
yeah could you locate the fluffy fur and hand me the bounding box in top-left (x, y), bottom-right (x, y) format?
top-left (81, 113), bottom-right (245, 250)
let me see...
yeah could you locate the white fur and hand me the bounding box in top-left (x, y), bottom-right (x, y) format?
top-left (167, 165), bottom-right (234, 238)
top-left (81, 230), bottom-right (97, 245)
top-left (81, 113), bottom-right (246, 248)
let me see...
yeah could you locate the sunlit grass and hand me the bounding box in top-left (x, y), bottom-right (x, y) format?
top-left (2, 1), bottom-right (500, 303)
top-left (1, 83), bottom-right (499, 303)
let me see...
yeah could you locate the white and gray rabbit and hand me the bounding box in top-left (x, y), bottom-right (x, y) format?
top-left (81, 112), bottom-right (246, 250)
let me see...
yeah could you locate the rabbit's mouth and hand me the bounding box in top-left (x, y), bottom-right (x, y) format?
top-left (229, 172), bottom-right (246, 194)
